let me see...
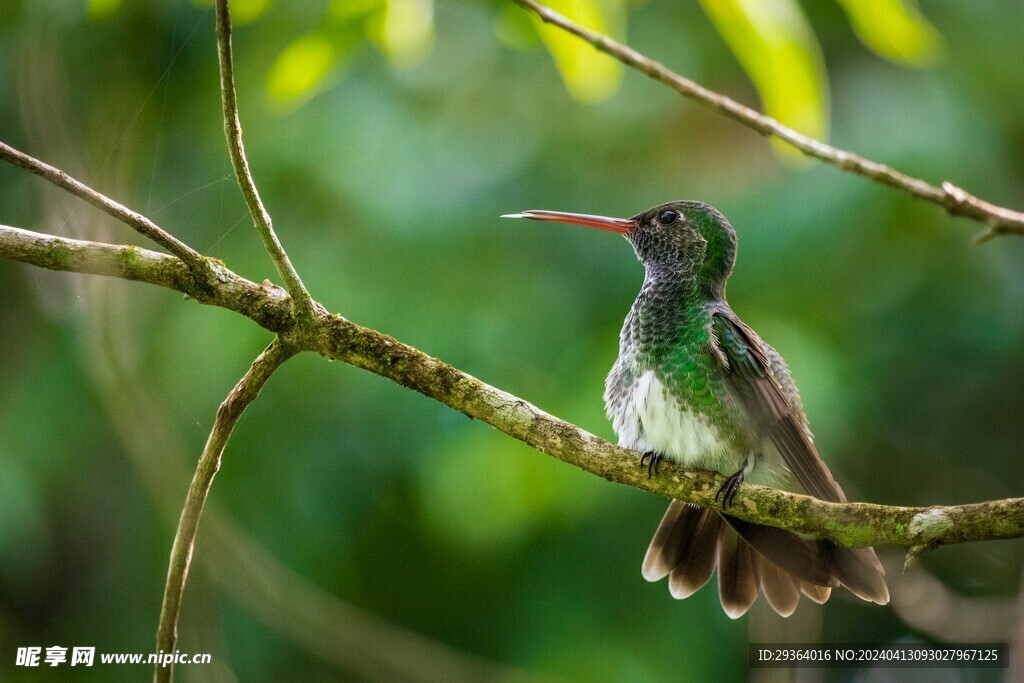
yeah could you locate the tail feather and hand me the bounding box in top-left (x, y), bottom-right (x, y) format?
top-left (642, 500), bottom-right (700, 581)
top-left (800, 581), bottom-right (832, 604)
top-left (754, 554), bottom-right (800, 617)
top-left (828, 546), bottom-right (890, 604)
top-left (668, 510), bottom-right (722, 599)
top-left (643, 500), bottom-right (888, 617)
top-left (717, 527), bottom-right (759, 619)
top-left (721, 514), bottom-right (832, 585)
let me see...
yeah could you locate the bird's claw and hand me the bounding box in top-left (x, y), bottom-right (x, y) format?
top-left (715, 470), bottom-right (744, 509)
top-left (639, 450), bottom-right (665, 478)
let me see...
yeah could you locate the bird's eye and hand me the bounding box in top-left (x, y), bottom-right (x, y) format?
top-left (658, 209), bottom-right (679, 225)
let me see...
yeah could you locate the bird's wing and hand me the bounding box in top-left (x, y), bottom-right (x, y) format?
top-left (710, 309), bottom-right (846, 504)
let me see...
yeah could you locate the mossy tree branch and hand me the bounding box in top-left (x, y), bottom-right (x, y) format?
top-left (512, 0), bottom-right (1024, 241)
top-left (2, 221), bottom-right (1022, 552)
top-left (0, 225), bottom-right (292, 331)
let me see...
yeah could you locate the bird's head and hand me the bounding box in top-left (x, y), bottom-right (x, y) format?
top-left (504, 200), bottom-right (737, 297)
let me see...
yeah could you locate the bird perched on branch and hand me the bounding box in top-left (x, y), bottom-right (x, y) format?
top-left (503, 201), bottom-right (888, 617)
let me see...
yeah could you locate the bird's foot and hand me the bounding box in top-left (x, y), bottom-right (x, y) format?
top-left (639, 450), bottom-right (665, 478)
top-left (715, 469), bottom-right (745, 509)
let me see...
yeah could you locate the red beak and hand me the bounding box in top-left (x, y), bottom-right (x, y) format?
top-left (502, 210), bottom-right (636, 235)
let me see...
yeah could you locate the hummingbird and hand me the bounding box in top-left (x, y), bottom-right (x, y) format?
top-left (503, 201), bottom-right (888, 617)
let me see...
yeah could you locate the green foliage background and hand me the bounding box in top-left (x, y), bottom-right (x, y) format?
top-left (0, 1), bottom-right (1023, 681)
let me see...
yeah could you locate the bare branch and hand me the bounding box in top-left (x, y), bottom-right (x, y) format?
top-left (213, 0), bottom-right (315, 319)
top-left (2, 223), bottom-right (1022, 552)
top-left (512, 0), bottom-right (1024, 239)
top-left (155, 338), bottom-right (297, 683)
top-left (0, 141), bottom-right (217, 273)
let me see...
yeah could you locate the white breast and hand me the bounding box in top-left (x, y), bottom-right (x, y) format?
top-left (609, 370), bottom-right (734, 472)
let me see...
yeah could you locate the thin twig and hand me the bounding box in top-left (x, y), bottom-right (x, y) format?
top-left (513, 0), bottom-right (1024, 239)
top-left (155, 338), bottom-right (296, 683)
top-left (0, 141), bottom-right (216, 273)
top-left (213, 0), bottom-right (316, 319)
top-left (4, 223), bottom-right (1020, 551)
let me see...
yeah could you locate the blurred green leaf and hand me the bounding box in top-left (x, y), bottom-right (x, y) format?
top-left (193, 0), bottom-right (271, 25)
top-left (535, 0), bottom-right (625, 104)
top-left (87, 0), bottom-right (122, 21)
top-left (700, 0), bottom-right (828, 155)
top-left (330, 0), bottom-right (382, 22)
top-left (494, 3), bottom-right (541, 50)
top-left (266, 32), bottom-right (345, 108)
top-left (232, 0), bottom-right (272, 24)
top-left (835, 0), bottom-right (944, 67)
top-left (368, 0), bottom-right (435, 68)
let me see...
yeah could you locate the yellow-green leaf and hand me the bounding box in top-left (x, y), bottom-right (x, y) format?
top-left (368, 0), bottom-right (435, 68)
top-left (191, 0), bottom-right (271, 25)
top-left (835, 0), bottom-right (944, 67)
top-left (266, 33), bottom-right (339, 107)
top-left (536, 0), bottom-right (624, 104)
top-left (700, 0), bottom-right (828, 155)
top-left (494, 3), bottom-right (540, 50)
top-left (88, 0), bottom-right (122, 21)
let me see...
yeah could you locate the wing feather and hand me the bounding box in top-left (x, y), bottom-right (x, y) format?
top-left (710, 310), bottom-right (845, 503)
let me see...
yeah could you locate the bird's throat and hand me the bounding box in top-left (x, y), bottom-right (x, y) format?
top-left (626, 269), bottom-right (710, 357)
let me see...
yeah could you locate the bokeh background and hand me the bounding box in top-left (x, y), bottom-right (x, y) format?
top-left (1, 0), bottom-right (1023, 681)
